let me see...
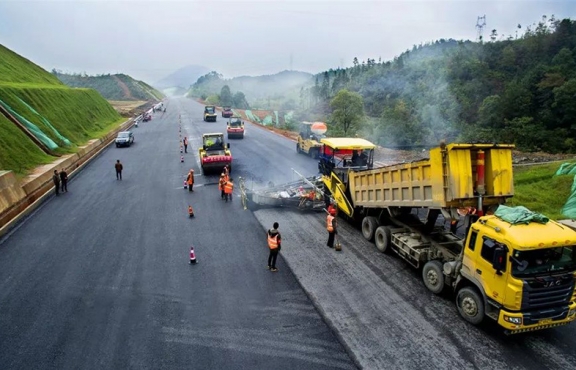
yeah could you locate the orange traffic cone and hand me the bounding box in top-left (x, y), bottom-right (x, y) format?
top-left (189, 246), bottom-right (197, 264)
top-left (180, 156), bottom-right (184, 163)
top-left (188, 205), bottom-right (194, 218)
top-left (184, 180), bottom-right (188, 189)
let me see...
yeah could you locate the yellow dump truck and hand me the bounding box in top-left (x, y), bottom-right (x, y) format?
top-left (320, 139), bottom-right (576, 333)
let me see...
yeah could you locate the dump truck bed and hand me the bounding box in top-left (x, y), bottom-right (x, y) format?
top-left (349, 144), bottom-right (514, 209)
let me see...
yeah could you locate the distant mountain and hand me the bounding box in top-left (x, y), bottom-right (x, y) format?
top-left (188, 70), bottom-right (313, 101)
top-left (53, 72), bottom-right (164, 101)
top-left (154, 65), bottom-right (211, 90)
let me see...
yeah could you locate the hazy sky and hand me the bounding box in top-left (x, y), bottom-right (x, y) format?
top-left (0, 0), bottom-right (574, 84)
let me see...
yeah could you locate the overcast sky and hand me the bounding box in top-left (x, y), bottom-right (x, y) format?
top-left (0, 0), bottom-right (574, 84)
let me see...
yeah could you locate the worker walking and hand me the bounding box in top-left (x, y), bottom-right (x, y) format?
top-left (186, 169), bottom-right (194, 192)
top-left (219, 173), bottom-right (226, 199)
top-left (224, 178), bottom-right (234, 202)
top-left (59, 168), bottom-right (68, 192)
top-left (327, 207), bottom-right (337, 248)
top-left (115, 160), bottom-right (123, 180)
top-left (183, 136), bottom-right (188, 153)
top-left (267, 222), bottom-right (281, 272)
top-left (52, 170), bottom-right (60, 196)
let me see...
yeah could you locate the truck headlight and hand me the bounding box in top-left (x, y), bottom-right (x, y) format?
top-left (504, 315), bottom-right (523, 325)
top-left (569, 309), bottom-right (576, 316)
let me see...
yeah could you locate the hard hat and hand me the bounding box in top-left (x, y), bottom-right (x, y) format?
top-left (221, 173), bottom-right (225, 177)
top-left (329, 208), bottom-right (336, 215)
top-left (191, 169), bottom-right (194, 172)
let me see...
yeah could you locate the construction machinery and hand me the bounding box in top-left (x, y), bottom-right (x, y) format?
top-left (318, 138), bottom-right (576, 333)
top-left (198, 133), bottom-right (232, 174)
top-left (227, 117), bottom-right (245, 139)
top-left (203, 106), bottom-right (217, 122)
top-left (240, 172), bottom-right (326, 211)
top-left (222, 106), bottom-right (233, 118)
top-left (296, 121), bottom-right (327, 159)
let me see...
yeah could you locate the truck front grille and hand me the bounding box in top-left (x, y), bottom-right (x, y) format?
top-left (521, 275), bottom-right (574, 310)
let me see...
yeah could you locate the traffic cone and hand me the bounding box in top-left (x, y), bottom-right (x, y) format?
top-left (181, 156), bottom-right (184, 163)
top-left (180, 147), bottom-right (183, 154)
top-left (188, 205), bottom-right (194, 218)
top-left (184, 180), bottom-right (188, 189)
top-left (189, 246), bottom-right (197, 264)
top-left (335, 235), bottom-right (342, 251)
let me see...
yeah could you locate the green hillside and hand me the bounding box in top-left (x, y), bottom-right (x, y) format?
top-left (54, 72), bottom-right (165, 101)
top-left (299, 17), bottom-right (576, 153)
top-left (0, 43), bottom-right (123, 175)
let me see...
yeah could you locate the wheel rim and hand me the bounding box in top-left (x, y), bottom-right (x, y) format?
top-left (426, 269), bottom-right (439, 287)
top-left (461, 295), bottom-right (478, 317)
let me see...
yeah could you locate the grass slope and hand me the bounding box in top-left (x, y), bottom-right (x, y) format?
top-left (0, 45), bottom-right (63, 86)
top-left (0, 114), bottom-right (54, 175)
top-left (509, 162), bottom-right (576, 220)
top-left (0, 43), bottom-right (123, 175)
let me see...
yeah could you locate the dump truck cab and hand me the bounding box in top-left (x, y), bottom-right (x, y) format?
top-left (203, 106), bottom-right (217, 122)
top-left (297, 122), bottom-right (327, 159)
top-left (198, 133), bottom-right (232, 174)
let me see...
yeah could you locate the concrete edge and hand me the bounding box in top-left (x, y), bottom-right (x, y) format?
top-left (0, 119), bottom-right (135, 239)
top-left (258, 222), bottom-right (362, 370)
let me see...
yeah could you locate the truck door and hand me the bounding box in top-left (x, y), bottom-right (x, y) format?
top-left (473, 236), bottom-right (508, 304)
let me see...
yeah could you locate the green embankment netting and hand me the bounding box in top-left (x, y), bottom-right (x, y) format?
top-left (495, 205), bottom-right (550, 225)
top-left (0, 98), bottom-right (59, 150)
top-left (262, 116), bottom-right (273, 126)
top-left (16, 97), bottom-right (71, 147)
top-left (244, 110), bottom-right (261, 123)
top-left (555, 163), bottom-right (576, 218)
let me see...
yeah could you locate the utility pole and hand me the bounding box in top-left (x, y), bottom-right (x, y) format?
top-left (476, 15), bottom-right (486, 42)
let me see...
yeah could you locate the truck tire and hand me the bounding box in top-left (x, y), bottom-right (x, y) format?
top-left (362, 217), bottom-right (378, 241)
top-left (296, 143), bottom-right (301, 153)
top-left (309, 148), bottom-right (319, 159)
top-left (456, 287), bottom-right (484, 325)
top-left (422, 260), bottom-right (445, 294)
top-left (374, 226), bottom-right (391, 253)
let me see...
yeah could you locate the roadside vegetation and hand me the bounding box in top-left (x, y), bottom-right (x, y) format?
top-left (0, 43), bottom-right (124, 175)
top-left (509, 162), bottom-right (575, 220)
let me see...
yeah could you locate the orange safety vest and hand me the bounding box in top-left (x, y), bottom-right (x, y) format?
top-left (188, 206), bottom-right (194, 214)
top-left (267, 234), bottom-right (279, 250)
top-left (224, 173), bottom-right (229, 183)
top-left (224, 182), bottom-right (234, 194)
top-left (187, 173), bottom-right (194, 185)
top-left (327, 215), bottom-right (335, 232)
top-left (219, 177), bottom-right (226, 190)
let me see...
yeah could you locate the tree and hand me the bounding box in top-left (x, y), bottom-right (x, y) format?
top-left (220, 85), bottom-right (233, 106)
top-left (233, 91), bottom-right (249, 109)
top-left (329, 89), bottom-right (365, 136)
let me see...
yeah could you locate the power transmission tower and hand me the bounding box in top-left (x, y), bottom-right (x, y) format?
top-left (476, 15), bottom-right (486, 42)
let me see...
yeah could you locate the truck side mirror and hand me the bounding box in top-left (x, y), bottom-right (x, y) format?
top-left (492, 247), bottom-right (507, 274)
top-left (227, 143), bottom-right (230, 149)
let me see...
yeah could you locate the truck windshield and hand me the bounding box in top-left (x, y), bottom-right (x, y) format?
top-left (206, 107), bottom-right (215, 113)
top-left (511, 246), bottom-right (576, 277)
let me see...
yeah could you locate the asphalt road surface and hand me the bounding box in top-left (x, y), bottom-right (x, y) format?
top-left (0, 98), bottom-right (355, 370)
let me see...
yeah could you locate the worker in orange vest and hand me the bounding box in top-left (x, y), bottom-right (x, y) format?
top-left (326, 207), bottom-right (337, 248)
top-left (186, 169), bottom-right (194, 192)
top-left (267, 222), bottom-right (281, 272)
top-left (219, 173), bottom-right (226, 199)
top-left (224, 178), bottom-right (234, 202)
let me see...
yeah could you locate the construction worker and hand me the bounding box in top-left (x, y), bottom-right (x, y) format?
top-left (183, 136), bottom-right (188, 153)
top-left (188, 205), bottom-right (195, 218)
top-left (219, 173), bottom-right (226, 199)
top-left (224, 178), bottom-right (234, 202)
top-left (267, 222), bottom-right (281, 272)
top-left (223, 165), bottom-right (230, 182)
top-left (186, 169), bottom-right (194, 192)
top-left (327, 207), bottom-right (337, 248)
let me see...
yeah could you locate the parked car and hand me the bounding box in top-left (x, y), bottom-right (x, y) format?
top-left (115, 131), bottom-right (134, 147)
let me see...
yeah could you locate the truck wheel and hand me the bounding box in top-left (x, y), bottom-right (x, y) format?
top-left (456, 287), bottom-right (484, 325)
top-left (362, 216), bottom-right (378, 241)
top-left (374, 226), bottom-right (391, 253)
top-left (296, 143), bottom-right (301, 153)
top-left (422, 260), bottom-right (445, 294)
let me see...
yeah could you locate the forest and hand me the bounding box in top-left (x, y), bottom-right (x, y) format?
top-left (299, 16), bottom-right (576, 152)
